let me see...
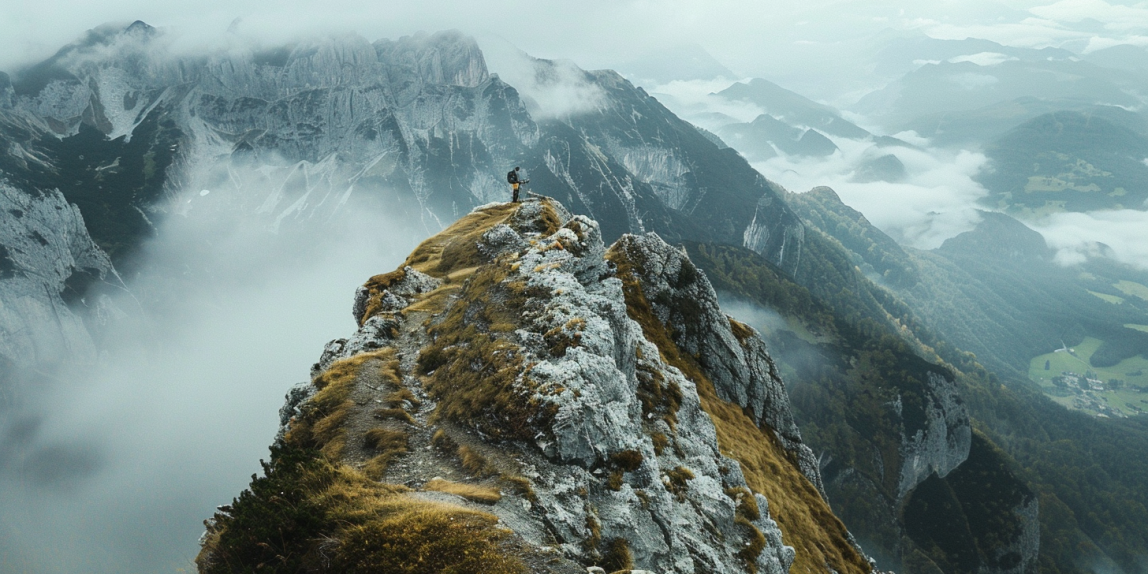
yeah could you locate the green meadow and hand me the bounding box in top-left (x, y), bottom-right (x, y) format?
top-left (1029, 336), bottom-right (1148, 416)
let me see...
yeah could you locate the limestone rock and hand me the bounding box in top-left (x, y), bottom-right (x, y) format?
top-left (278, 199), bottom-right (869, 573)
top-left (0, 183), bottom-right (115, 370)
top-left (897, 372), bottom-right (971, 498)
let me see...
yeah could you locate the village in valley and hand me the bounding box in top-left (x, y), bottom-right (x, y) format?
top-left (1030, 337), bottom-right (1148, 418)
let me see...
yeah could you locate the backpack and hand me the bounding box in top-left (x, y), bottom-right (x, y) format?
top-left (507, 170), bottom-right (518, 184)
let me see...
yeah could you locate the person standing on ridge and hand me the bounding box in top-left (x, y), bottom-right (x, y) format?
top-left (507, 167), bottom-right (528, 203)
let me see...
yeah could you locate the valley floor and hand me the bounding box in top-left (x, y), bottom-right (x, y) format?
top-left (1029, 336), bottom-right (1148, 418)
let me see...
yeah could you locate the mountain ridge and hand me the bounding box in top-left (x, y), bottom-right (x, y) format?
top-left (199, 197), bottom-right (871, 574)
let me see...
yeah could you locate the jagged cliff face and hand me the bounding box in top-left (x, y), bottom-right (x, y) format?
top-left (0, 182), bottom-right (115, 374)
top-left (199, 198), bottom-right (867, 574)
top-left (0, 22), bottom-right (803, 382)
top-left (896, 372), bottom-right (970, 499)
top-left (764, 189), bottom-right (1041, 574)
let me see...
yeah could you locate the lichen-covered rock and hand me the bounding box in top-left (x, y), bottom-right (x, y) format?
top-left (438, 204), bottom-right (794, 573)
top-left (215, 199), bottom-right (869, 574)
top-left (608, 232), bottom-right (824, 495)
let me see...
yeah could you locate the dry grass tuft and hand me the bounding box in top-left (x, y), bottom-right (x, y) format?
top-left (636, 359), bottom-right (683, 429)
top-left (665, 466), bottom-right (695, 501)
top-left (359, 268), bottom-right (408, 325)
top-left (651, 432), bottom-right (670, 455)
top-left (383, 387), bottom-right (421, 408)
top-left (728, 317), bottom-right (756, 343)
top-left (635, 489), bottom-right (650, 509)
top-left (584, 513), bottom-right (602, 550)
top-left (500, 473), bottom-right (537, 502)
top-left (431, 429), bottom-right (458, 452)
top-left (423, 478), bottom-right (503, 504)
top-left (607, 470), bottom-right (624, 491)
top-left (362, 428), bottom-right (409, 480)
top-left (735, 516), bottom-right (768, 572)
top-left (458, 445), bottom-right (493, 477)
top-left (364, 428), bottom-right (408, 452)
top-left (285, 350), bottom-right (396, 459)
top-left (599, 538), bottom-right (634, 573)
top-left (725, 487), bottom-right (762, 521)
top-left (610, 449), bottom-right (644, 472)
top-left (373, 408), bottom-right (416, 425)
top-left (544, 317), bottom-right (587, 357)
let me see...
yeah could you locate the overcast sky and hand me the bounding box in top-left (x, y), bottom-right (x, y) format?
top-left (6, 0), bottom-right (1148, 101)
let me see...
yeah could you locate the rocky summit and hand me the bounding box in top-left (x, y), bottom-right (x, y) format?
top-left (196, 197), bottom-right (870, 574)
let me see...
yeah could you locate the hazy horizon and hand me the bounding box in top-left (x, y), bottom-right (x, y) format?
top-left (8, 0), bottom-right (1148, 104)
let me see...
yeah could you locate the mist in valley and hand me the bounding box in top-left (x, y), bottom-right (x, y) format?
top-left (0, 181), bottom-right (417, 572)
top-left (5, 1), bottom-right (1148, 572)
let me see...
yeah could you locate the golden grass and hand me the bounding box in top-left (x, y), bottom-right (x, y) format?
top-left (403, 203), bottom-right (520, 277)
top-left (726, 487), bottom-right (762, 521)
top-left (364, 428), bottom-right (408, 451)
top-left (728, 317), bottom-right (756, 343)
top-left (431, 428), bottom-right (458, 452)
top-left (610, 449), bottom-right (644, 472)
top-left (423, 478), bottom-right (503, 504)
top-left (651, 432), bottom-right (670, 455)
top-left (362, 428), bottom-right (409, 480)
top-left (664, 466), bottom-right (695, 502)
top-left (373, 408), bottom-right (416, 425)
top-left (421, 263), bottom-right (554, 441)
top-left (607, 470), bottom-right (624, 491)
top-left (359, 202), bottom-right (522, 325)
top-left (544, 317), bottom-right (587, 357)
top-left (383, 387), bottom-right (421, 408)
top-left (199, 451), bottom-right (524, 574)
top-left (500, 473), bottom-right (537, 502)
top-left (317, 468), bottom-right (522, 573)
top-left (735, 515), bottom-right (768, 572)
top-left (458, 445), bottom-right (493, 477)
top-left (599, 538), bottom-right (634, 573)
top-left (607, 244), bottom-right (871, 574)
top-left (285, 349), bottom-right (396, 459)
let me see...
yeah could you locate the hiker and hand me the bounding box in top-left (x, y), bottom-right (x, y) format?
top-left (507, 167), bottom-right (528, 202)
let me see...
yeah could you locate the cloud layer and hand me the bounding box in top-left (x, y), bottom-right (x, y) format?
top-left (0, 181), bottom-right (417, 573)
top-left (10, 0), bottom-right (1148, 105)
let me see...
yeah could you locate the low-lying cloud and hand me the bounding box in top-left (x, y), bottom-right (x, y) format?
top-left (479, 36), bottom-right (607, 119)
top-left (0, 178), bottom-right (417, 573)
top-left (640, 78), bottom-right (990, 250)
top-left (752, 137), bottom-right (990, 250)
top-left (1033, 209), bottom-right (1148, 270)
top-left (718, 294), bottom-right (791, 337)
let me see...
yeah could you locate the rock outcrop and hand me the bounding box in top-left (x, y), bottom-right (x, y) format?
top-left (896, 371), bottom-right (971, 498)
top-left (0, 183), bottom-right (115, 372)
top-left (198, 198), bottom-right (870, 574)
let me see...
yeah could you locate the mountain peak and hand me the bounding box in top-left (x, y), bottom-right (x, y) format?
top-left (937, 211), bottom-right (1051, 263)
top-left (198, 197), bottom-right (870, 574)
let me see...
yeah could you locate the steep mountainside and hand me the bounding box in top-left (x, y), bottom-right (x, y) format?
top-left (685, 239), bottom-right (1038, 574)
top-left (978, 110), bottom-right (1148, 215)
top-left (779, 187), bottom-right (1148, 574)
top-left (0, 22), bottom-right (803, 380)
top-left (199, 198), bottom-right (870, 574)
